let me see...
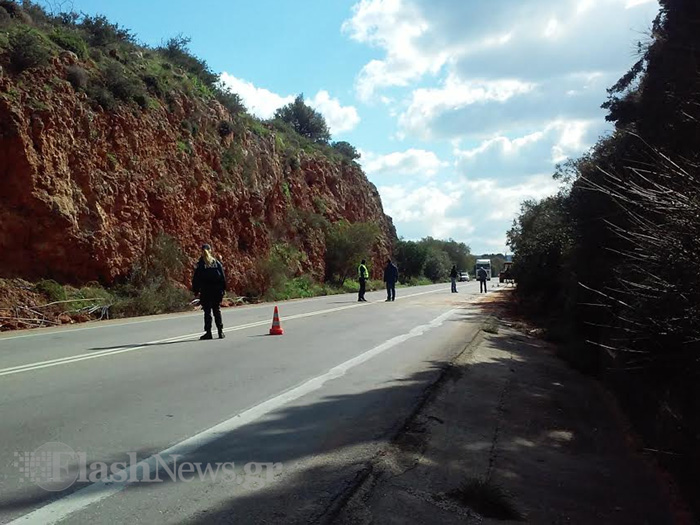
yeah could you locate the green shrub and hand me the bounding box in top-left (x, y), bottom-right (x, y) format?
top-left (368, 279), bottom-right (385, 291)
top-left (217, 120), bottom-right (233, 137)
top-left (134, 93), bottom-right (149, 109)
top-left (252, 243), bottom-right (307, 299)
top-left (214, 85), bottom-right (246, 116)
top-left (36, 279), bottom-right (66, 302)
top-left (8, 27), bottom-right (51, 72)
top-left (0, 1), bottom-right (31, 24)
top-left (423, 248), bottom-right (452, 282)
top-left (49, 28), bottom-right (88, 59)
top-left (80, 15), bottom-right (134, 47)
top-left (342, 279), bottom-right (360, 293)
top-left (403, 276), bottom-right (432, 287)
top-left (324, 220), bottom-right (380, 283)
top-left (331, 141), bottom-right (360, 161)
top-left (272, 277), bottom-right (326, 301)
top-left (111, 233), bottom-right (191, 317)
top-left (87, 84), bottom-right (116, 110)
top-left (177, 140), bottom-right (193, 155)
top-left (111, 282), bottom-right (190, 318)
top-left (181, 119), bottom-right (198, 136)
top-left (63, 285), bottom-right (114, 311)
top-left (0, 6), bottom-right (10, 26)
top-left (273, 94), bottom-right (330, 143)
top-left (141, 73), bottom-right (164, 97)
top-left (104, 61), bottom-right (145, 103)
top-left (158, 35), bottom-right (218, 88)
top-left (66, 65), bottom-right (88, 90)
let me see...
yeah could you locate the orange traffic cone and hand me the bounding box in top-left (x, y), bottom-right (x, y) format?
top-left (269, 306), bottom-right (284, 335)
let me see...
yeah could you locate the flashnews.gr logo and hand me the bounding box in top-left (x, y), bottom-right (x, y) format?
top-left (13, 442), bottom-right (283, 492)
top-left (14, 442), bottom-right (79, 492)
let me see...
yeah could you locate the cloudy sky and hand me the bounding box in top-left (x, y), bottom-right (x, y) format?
top-left (63, 0), bottom-right (659, 254)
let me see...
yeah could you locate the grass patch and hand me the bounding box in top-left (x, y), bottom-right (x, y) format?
top-left (448, 477), bottom-right (523, 521)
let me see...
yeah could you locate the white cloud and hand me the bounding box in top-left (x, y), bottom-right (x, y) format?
top-left (378, 183), bottom-right (474, 239)
top-left (363, 149), bottom-right (448, 177)
top-left (218, 75), bottom-right (360, 135)
top-left (398, 74), bottom-right (537, 140)
top-left (341, 0), bottom-right (659, 253)
top-left (625, 0), bottom-right (655, 8)
top-left (308, 91), bottom-right (360, 134)
top-left (342, 0), bottom-right (448, 100)
top-left (453, 119), bottom-right (603, 180)
top-left (219, 73), bottom-right (293, 120)
top-left (399, 71), bottom-right (615, 140)
top-left (461, 174), bottom-right (562, 221)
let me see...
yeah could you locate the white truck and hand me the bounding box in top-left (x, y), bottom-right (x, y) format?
top-left (475, 258), bottom-right (492, 280)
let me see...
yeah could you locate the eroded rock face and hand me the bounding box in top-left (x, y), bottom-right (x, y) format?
top-left (0, 62), bottom-right (395, 292)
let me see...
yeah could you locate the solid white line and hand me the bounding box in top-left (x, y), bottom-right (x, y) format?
top-left (0, 288), bottom-right (445, 377)
top-left (9, 308), bottom-right (458, 525)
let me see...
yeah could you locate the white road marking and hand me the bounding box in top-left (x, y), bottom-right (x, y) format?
top-left (0, 286), bottom-right (446, 342)
top-left (0, 288), bottom-right (444, 377)
top-left (9, 308), bottom-right (457, 525)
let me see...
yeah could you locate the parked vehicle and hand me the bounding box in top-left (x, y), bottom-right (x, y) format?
top-left (499, 262), bottom-right (515, 284)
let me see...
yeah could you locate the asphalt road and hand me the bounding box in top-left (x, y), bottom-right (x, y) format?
top-left (0, 281), bottom-right (488, 524)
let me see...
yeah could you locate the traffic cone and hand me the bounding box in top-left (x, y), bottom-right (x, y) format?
top-left (269, 306), bottom-right (284, 335)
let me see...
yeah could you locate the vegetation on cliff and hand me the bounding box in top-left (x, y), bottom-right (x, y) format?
top-left (507, 0), bottom-right (699, 513)
top-left (0, 1), bottom-right (476, 327)
top-left (0, 1), bottom-right (395, 296)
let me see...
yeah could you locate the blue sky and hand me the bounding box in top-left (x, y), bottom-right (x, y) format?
top-left (49, 0), bottom-right (660, 254)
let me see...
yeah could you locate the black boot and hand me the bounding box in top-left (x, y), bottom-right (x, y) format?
top-left (218, 328), bottom-right (225, 339)
top-left (200, 331), bottom-right (213, 340)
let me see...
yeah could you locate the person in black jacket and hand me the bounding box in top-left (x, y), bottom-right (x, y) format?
top-left (383, 258), bottom-right (399, 301)
top-left (450, 265), bottom-right (458, 293)
top-left (192, 244), bottom-right (226, 340)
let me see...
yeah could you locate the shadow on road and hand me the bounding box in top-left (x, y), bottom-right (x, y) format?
top-left (87, 340), bottom-right (197, 351)
top-left (0, 300), bottom-right (674, 524)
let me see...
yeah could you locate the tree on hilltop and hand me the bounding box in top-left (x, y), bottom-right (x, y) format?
top-left (274, 94), bottom-right (330, 144)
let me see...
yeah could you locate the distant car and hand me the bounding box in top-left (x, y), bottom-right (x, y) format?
top-left (458, 272), bottom-right (470, 282)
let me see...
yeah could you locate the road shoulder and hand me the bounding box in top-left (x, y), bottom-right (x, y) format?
top-left (334, 290), bottom-right (675, 524)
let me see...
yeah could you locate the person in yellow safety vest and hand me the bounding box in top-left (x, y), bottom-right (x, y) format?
top-left (358, 259), bottom-right (369, 302)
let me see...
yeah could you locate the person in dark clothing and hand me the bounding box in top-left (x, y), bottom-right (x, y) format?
top-left (383, 258), bottom-right (399, 301)
top-left (477, 267), bottom-right (488, 293)
top-left (450, 265), bottom-right (458, 293)
top-left (192, 243), bottom-right (227, 340)
top-left (358, 259), bottom-right (369, 302)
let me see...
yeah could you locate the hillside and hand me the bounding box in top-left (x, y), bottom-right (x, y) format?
top-left (0, 2), bottom-right (396, 296)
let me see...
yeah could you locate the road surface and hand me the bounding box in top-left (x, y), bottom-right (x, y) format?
top-left (0, 281), bottom-right (488, 524)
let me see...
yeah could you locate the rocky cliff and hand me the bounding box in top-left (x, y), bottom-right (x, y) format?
top-left (0, 52), bottom-right (395, 293)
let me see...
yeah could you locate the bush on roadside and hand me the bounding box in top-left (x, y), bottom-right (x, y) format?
top-left (35, 279), bottom-right (66, 302)
top-left (111, 282), bottom-right (190, 317)
top-left (110, 233), bottom-right (191, 317)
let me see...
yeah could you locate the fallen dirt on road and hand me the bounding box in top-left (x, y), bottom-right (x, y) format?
top-left (333, 289), bottom-right (677, 524)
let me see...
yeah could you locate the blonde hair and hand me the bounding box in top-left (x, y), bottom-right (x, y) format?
top-left (202, 247), bottom-right (216, 267)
